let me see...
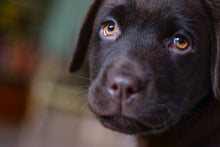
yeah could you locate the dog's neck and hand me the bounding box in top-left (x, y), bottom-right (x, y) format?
top-left (137, 92), bottom-right (220, 147)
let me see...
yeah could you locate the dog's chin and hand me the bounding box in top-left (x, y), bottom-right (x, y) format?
top-left (97, 115), bottom-right (174, 135)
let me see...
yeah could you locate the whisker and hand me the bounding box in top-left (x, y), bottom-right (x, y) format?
top-left (166, 106), bottom-right (176, 118)
top-left (78, 99), bottom-right (89, 112)
top-left (77, 76), bottom-right (91, 81)
top-left (72, 90), bottom-right (88, 104)
top-left (73, 85), bottom-right (90, 89)
top-left (172, 96), bottom-right (190, 102)
top-left (72, 95), bottom-right (87, 104)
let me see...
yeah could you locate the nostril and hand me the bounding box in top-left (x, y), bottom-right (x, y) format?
top-left (127, 87), bottom-right (136, 95)
top-left (111, 84), bottom-right (118, 91)
top-left (108, 82), bottom-right (119, 97)
top-left (107, 73), bottom-right (141, 101)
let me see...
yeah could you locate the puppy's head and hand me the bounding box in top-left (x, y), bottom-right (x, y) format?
top-left (69, 0), bottom-right (220, 135)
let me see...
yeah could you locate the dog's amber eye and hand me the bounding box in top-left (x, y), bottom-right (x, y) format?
top-left (104, 22), bottom-right (118, 36)
top-left (173, 37), bottom-right (189, 50)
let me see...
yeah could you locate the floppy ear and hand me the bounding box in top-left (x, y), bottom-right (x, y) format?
top-left (208, 1), bottom-right (220, 99)
top-left (211, 24), bottom-right (220, 99)
top-left (68, 0), bottom-right (103, 73)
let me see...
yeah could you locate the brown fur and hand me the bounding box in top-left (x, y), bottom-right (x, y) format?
top-left (69, 0), bottom-right (220, 146)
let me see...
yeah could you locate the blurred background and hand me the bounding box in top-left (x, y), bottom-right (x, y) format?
top-left (0, 0), bottom-right (136, 147)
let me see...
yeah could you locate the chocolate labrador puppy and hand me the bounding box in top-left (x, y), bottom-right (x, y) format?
top-left (69, 0), bottom-right (220, 146)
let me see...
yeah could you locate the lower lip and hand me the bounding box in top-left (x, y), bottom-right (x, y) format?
top-left (98, 115), bottom-right (173, 134)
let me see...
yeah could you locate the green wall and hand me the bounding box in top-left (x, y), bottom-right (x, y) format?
top-left (41, 0), bottom-right (92, 54)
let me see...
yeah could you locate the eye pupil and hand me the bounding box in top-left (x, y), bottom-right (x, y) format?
top-left (108, 24), bottom-right (115, 32)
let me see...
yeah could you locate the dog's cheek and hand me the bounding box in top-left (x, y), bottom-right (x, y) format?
top-left (88, 40), bottom-right (113, 80)
top-left (169, 54), bottom-right (211, 113)
top-left (88, 35), bottom-right (104, 80)
top-left (89, 51), bottom-right (101, 80)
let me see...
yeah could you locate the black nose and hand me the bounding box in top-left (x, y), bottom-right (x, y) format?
top-left (108, 73), bottom-right (141, 102)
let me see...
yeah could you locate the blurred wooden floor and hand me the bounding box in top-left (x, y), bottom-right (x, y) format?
top-left (0, 108), bottom-right (136, 147)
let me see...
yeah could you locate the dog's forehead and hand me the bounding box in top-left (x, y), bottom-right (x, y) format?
top-left (103, 0), bottom-right (200, 11)
top-left (97, 0), bottom-right (206, 30)
top-left (129, 0), bottom-right (175, 10)
top-left (104, 0), bottom-right (125, 5)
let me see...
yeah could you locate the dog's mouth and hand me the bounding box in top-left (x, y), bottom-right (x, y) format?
top-left (97, 115), bottom-right (174, 135)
